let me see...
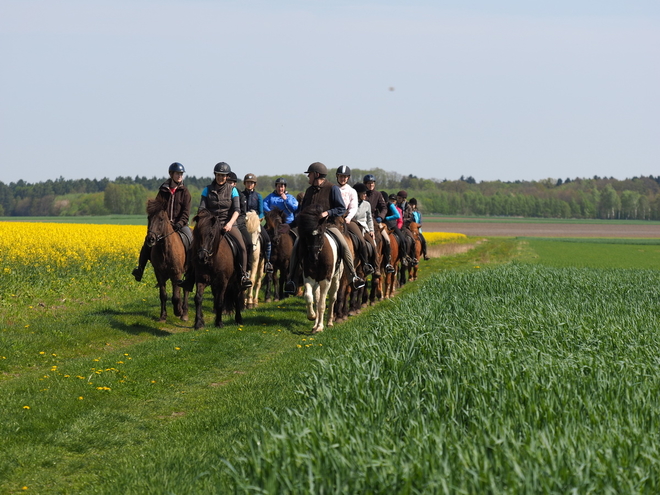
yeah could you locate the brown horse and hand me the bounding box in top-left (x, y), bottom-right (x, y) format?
top-left (382, 226), bottom-right (401, 299)
top-left (333, 217), bottom-right (359, 322)
top-left (145, 198), bottom-right (189, 322)
top-left (407, 222), bottom-right (424, 281)
top-left (263, 208), bottom-right (294, 302)
top-left (190, 209), bottom-right (244, 329)
top-left (297, 205), bottom-right (343, 333)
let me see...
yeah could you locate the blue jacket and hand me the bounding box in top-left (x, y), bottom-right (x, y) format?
top-left (263, 191), bottom-right (299, 224)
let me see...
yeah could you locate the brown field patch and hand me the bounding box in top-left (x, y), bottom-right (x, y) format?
top-left (424, 221), bottom-right (660, 238)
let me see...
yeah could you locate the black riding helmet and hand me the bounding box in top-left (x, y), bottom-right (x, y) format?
top-left (169, 162), bottom-right (185, 174)
top-left (353, 183), bottom-right (367, 194)
top-left (305, 162), bottom-right (328, 176)
top-left (227, 172), bottom-right (238, 183)
top-left (275, 177), bottom-right (287, 186)
top-left (337, 165), bottom-right (351, 176)
top-left (214, 162), bottom-right (231, 175)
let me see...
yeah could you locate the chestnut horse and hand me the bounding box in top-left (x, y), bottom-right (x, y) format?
top-left (297, 205), bottom-right (343, 333)
top-left (382, 226), bottom-right (401, 299)
top-left (407, 222), bottom-right (424, 281)
top-left (145, 197), bottom-right (189, 322)
top-left (190, 209), bottom-right (244, 329)
top-left (263, 208), bottom-right (294, 302)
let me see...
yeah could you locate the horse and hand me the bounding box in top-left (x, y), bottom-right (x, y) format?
top-left (190, 209), bottom-right (244, 329)
top-left (382, 226), bottom-right (402, 299)
top-left (364, 223), bottom-right (386, 304)
top-left (245, 211), bottom-right (265, 309)
top-left (145, 197), bottom-right (189, 322)
top-left (297, 205), bottom-right (343, 333)
top-left (263, 208), bottom-right (294, 302)
top-left (407, 222), bottom-right (424, 281)
top-left (333, 217), bottom-right (358, 322)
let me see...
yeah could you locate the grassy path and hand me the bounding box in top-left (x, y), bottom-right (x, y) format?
top-left (1, 238), bottom-right (515, 493)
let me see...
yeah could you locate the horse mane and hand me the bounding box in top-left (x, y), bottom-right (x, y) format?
top-left (192, 208), bottom-right (214, 232)
top-left (146, 197), bottom-right (167, 217)
top-left (246, 210), bottom-right (261, 234)
top-left (298, 205), bottom-right (324, 236)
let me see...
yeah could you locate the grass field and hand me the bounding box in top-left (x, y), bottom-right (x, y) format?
top-left (1, 219), bottom-right (659, 493)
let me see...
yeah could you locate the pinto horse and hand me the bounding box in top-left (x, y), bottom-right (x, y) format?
top-left (145, 198), bottom-right (189, 322)
top-left (297, 205), bottom-right (343, 333)
top-left (190, 209), bottom-right (244, 329)
top-left (263, 208), bottom-right (294, 302)
top-left (245, 211), bottom-right (265, 309)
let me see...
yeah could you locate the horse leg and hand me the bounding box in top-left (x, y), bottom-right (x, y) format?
top-left (313, 280), bottom-right (330, 333)
top-left (304, 281), bottom-right (317, 322)
top-left (181, 287), bottom-right (189, 322)
top-left (213, 284), bottom-right (224, 328)
top-left (194, 283), bottom-right (206, 329)
top-left (171, 280), bottom-right (182, 317)
top-left (157, 281), bottom-right (168, 322)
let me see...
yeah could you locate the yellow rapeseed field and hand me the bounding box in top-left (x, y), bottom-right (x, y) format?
top-left (423, 231), bottom-right (467, 243)
top-left (0, 222), bottom-right (145, 272)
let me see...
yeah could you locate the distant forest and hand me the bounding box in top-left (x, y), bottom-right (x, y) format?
top-left (2, 168), bottom-right (660, 220)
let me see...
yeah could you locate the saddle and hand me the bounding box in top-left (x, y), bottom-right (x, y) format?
top-left (177, 228), bottom-right (193, 251)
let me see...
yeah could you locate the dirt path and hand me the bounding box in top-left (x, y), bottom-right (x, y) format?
top-left (424, 221), bottom-right (660, 238)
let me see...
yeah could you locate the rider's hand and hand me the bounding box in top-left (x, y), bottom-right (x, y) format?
top-left (224, 221), bottom-right (234, 231)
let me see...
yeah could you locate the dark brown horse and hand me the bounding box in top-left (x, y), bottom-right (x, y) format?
top-left (297, 205), bottom-right (343, 333)
top-left (190, 209), bottom-right (244, 329)
top-left (146, 198), bottom-right (189, 322)
top-left (263, 208), bottom-right (294, 302)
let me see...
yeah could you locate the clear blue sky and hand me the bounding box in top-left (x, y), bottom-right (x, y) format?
top-left (1, 0), bottom-right (658, 184)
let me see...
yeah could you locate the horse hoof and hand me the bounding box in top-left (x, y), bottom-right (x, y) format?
top-left (265, 298), bottom-right (272, 303)
top-left (158, 317), bottom-right (166, 323)
top-left (181, 315), bottom-right (189, 322)
top-left (307, 315), bottom-right (316, 321)
top-left (312, 327), bottom-right (324, 334)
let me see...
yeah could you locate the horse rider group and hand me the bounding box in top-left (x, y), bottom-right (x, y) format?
top-left (132, 161), bottom-right (429, 294)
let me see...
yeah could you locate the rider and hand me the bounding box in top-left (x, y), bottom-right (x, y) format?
top-left (284, 162), bottom-right (366, 294)
top-left (227, 172), bottom-right (255, 274)
top-left (179, 162), bottom-right (252, 290)
top-left (132, 162), bottom-right (191, 282)
top-left (241, 173), bottom-right (273, 274)
top-left (386, 193), bottom-right (413, 266)
top-left (409, 198), bottom-right (430, 260)
top-left (336, 166), bottom-right (373, 275)
top-left (263, 177), bottom-right (298, 224)
top-left (396, 190), bottom-right (419, 266)
top-left (352, 183), bottom-right (378, 275)
top-left (363, 174), bottom-right (394, 273)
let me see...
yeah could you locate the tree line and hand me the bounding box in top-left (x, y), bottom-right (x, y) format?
top-left (2, 171), bottom-right (660, 220)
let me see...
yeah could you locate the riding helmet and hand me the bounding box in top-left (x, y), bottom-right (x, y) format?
top-left (409, 198), bottom-right (417, 206)
top-left (214, 162), bottom-right (231, 175)
top-left (397, 190), bottom-right (408, 199)
top-left (363, 174), bottom-right (376, 183)
top-left (169, 162), bottom-right (185, 174)
top-left (305, 162), bottom-right (328, 175)
top-left (227, 172), bottom-right (238, 183)
top-left (244, 173), bottom-right (257, 183)
top-left (388, 193), bottom-right (397, 201)
top-left (353, 183), bottom-right (367, 194)
top-left (336, 165), bottom-right (351, 176)
top-left (274, 177), bottom-right (287, 186)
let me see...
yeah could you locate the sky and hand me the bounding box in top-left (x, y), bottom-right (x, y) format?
top-left (1, 0), bottom-right (658, 185)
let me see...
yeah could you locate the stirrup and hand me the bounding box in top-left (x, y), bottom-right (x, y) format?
top-left (363, 263), bottom-right (374, 275)
top-left (283, 280), bottom-right (297, 295)
top-left (265, 261), bottom-right (274, 274)
top-left (352, 276), bottom-right (366, 290)
top-left (241, 275), bottom-right (253, 290)
top-left (411, 258), bottom-right (419, 266)
top-left (132, 267), bottom-right (143, 282)
top-left (385, 264), bottom-right (395, 274)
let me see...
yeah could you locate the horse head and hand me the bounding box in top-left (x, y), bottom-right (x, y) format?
top-left (146, 197), bottom-right (170, 248)
top-left (192, 209), bottom-right (221, 266)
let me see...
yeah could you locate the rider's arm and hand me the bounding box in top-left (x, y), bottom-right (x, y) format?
top-left (198, 187), bottom-right (209, 210)
top-left (385, 203), bottom-right (400, 222)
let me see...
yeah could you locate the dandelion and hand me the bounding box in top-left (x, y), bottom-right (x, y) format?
top-left (39, 351), bottom-right (45, 355)
top-left (297, 345), bottom-right (302, 348)
top-left (78, 397), bottom-right (84, 400)
top-left (174, 347), bottom-right (180, 350)
top-left (23, 406), bottom-right (30, 409)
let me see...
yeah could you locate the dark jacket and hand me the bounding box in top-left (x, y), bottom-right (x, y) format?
top-left (157, 180), bottom-right (191, 230)
top-left (296, 180), bottom-right (346, 225)
top-left (200, 181), bottom-right (239, 224)
top-left (365, 188), bottom-right (387, 223)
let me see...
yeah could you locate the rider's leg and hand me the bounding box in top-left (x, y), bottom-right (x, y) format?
top-left (237, 221), bottom-right (254, 270)
top-left (261, 228), bottom-right (273, 273)
top-left (284, 238), bottom-right (300, 294)
top-left (132, 241), bottom-right (150, 282)
top-left (328, 226), bottom-right (365, 289)
top-left (381, 228), bottom-right (395, 273)
top-left (420, 231), bottom-right (429, 260)
top-left (229, 226), bottom-right (253, 289)
top-left (348, 222), bottom-right (373, 274)
top-left (365, 232), bottom-right (379, 276)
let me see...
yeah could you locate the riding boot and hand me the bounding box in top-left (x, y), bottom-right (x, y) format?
top-left (265, 240), bottom-right (274, 273)
top-left (241, 271), bottom-right (253, 290)
top-left (132, 243), bottom-right (150, 282)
